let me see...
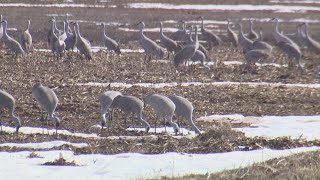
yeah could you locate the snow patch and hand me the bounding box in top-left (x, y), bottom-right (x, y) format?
top-left (0, 141), bottom-right (88, 149)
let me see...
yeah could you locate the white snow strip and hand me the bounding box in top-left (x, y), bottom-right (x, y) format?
top-left (0, 141), bottom-right (88, 149)
top-left (0, 3), bottom-right (105, 8)
top-left (78, 81), bottom-right (320, 89)
top-left (0, 147), bottom-right (319, 179)
top-left (270, 0), bottom-right (320, 4)
top-left (1, 126), bottom-right (101, 139)
top-left (126, 3), bottom-right (320, 12)
top-left (34, 48), bottom-right (144, 53)
top-left (118, 27), bottom-right (179, 33)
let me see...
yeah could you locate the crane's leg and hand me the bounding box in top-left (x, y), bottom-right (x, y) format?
top-left (154, 114), bottom-right (158, 133)
top-left (40, 109), bottom-right (44, 134)
top-left (0, 111), bottom-right (2, 133)
top-left (164, 117), bottom-right (167, 133)
top-left (132, 113), bottom-right (135, 130)
top-left (46, 114), bottom-right (49, 135)
top-left (124, 115), bottom-right (127, 129)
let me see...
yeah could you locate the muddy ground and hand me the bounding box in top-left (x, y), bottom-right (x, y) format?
top-left (0, 0), bottom-right (319, 154)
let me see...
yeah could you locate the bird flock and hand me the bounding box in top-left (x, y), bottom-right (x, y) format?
top-left (0, 15), bottom-right (318, 71)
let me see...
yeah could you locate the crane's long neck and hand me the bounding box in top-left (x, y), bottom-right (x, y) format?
top-left (274, 19), bottom-right (280, 34)
top-left (54, 21), bottom-right (59, 32)
top-left (27, 20), bottom-right (30, 31)
top-left (160, 23), bottom-right (164, 36)
top-left (259, 28), bottom-right (263, 41)
top-left (102, 24), bottom-right (106, 37)
top-left (227, 20), bottom-right (232, 32)
top-left (139, 24), bottom-right (145, 39)
top-left (250, 20), bottom-right (254, 32)
top-left (201, 18), bottom-right (204, 29)
top-left (304, 25), bottom-right (310, 39)
top-left (3, 22), bottom-right (8, 38)
top-left (188, 28), bottom-right (193, 43)
top-left (63, 22), bottom-right (68, 34)
top-left (75, 23), bottom-right (81, 38)
top-left (238, 24), bottom-right (245, 39)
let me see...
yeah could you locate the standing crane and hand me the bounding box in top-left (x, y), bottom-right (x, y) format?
top-left (252, 27), bottom-right (273, 53)
top-left (300, 22), bottom-right (320, 53)
top-left (170, 20), bottom-right (187, 42)
top-left (0, 90), bottom-right (22, 133)
top-left (101, 23), bottom-right (121, 55)
top-left (64, 20), bottom-right (76, 52)
top-left (73, 22), bottom-right (92, 60)
top-left (226, 18), bottom-right (238, 48)
top-left (1, 20), bottom-right (25, 60)
top-left (49, 19), bottom-right (65, 60)
top-left (99, 91), bottom-right (122, 131)
top-left (159, 22), bottom-right (181, 59)
top-left (20, 19), bottom-right (33, 53)
top-left (198, 16), bottom-right (222, 50)
top-left (247, 19), bottom-right (259, 40)
top-left (236, 22), bottom-right (253, 53)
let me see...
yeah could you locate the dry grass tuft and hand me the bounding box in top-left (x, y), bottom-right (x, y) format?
top-left (27, 151), bottom-right (43, 158)
top-left (42, 153), bottom-right (78, 166)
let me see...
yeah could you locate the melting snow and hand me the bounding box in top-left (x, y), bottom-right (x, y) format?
top-left (270, 0), bottom-right (320, 4)
top-left (0, 3), bottom-right (105, 8)
top-left (0, 141), bottom-right (88, 149)
top-left (0, 147), bottom-right (319, 179)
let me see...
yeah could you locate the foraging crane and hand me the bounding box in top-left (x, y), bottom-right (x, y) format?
top-left (300, 23), bottom-right (320, 53)
top-left (32, 82), bottom-right (61, 134)
top-left (252, 28), bottom-right (273, 53)
top-left (236, 22), bottom-right (253, 53)
top-left (73, 22), bottom-right (92, 60)
top-left (168, 95), bottom-right (201, 134)
top-left (111, 95), bottom-right (151, 132)
top-left (1, 20), bottom-right (26, 59)
top-left (173, 26), bottom-right (199, 68)
top-left (137, 21), bottom-right (165, 62)
top-left (247, 19), bottom-right (259, 40)
top-left (20, 19), bottom-right (33, 53)
top-left (101, 23), bottom-right (121, 54)
top-left (170, 20), bottom-right (187, 41)
top-left (144, 94), bottom-right (179, 134)
top-left (198, 16), bottom-right (222, 50)
top-left (226, 19), bottom-right (238, 47)
top-left (99, 91), bottom-right (122, 131)
top-left (0, 90), bottom-right (22, 133)
top-left (159, 22), bottom-right (181, 59)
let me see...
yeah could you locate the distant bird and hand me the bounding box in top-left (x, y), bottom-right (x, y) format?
top-left (300, 23), bottom-right (320, 53)
top-left (170, 20), bottom-right (187, 42)
top-left (32, 82), bottom-right (61, 134)
top-left (20, 20), bottom-right (33, 53)
top-left (0, 15), bottom-right (3, 40)
top-left (64, 20), bottom-right (76, 52)
top-left (188, 25), bottom-right (209, 59)
top-left (236, 22), bottom-right (253, 53)
top-left (168, 95), bottom-right (201, 134)
top-left (73, 22), bottom-right (92, 60)
top-left (49, 19), bottom-right (65, 60)
top-left (137, 21), bottom-right (165, 62)
top-left (99, 91), bottom-right (122, 131)
top-left (226, 19), bottom-right (238, 48)
top-left (59, 21), bottom-right (67, 42)
top-left (174, 26), bottom-right (199, 68)
top-left (188, 26), bottom-right (209, 68)
top-left (111, 95), bottom-right (150, 132)
top-left (159, 22), bottom-right (181, 59)
top-left (247, 19), bottom-right (259, 40)
top-left (0, 90), bottom-right (22, 133)
top-left (243, 49), bottom-right (275, 69)
top-left (144, 94), bottom-right (179, 134)
top-left (1, 20), bottom-right (26, 59)
top-left (101, 23), bottom-right (121, 54)
top-left (286, 25), bottom-right (306, 47)
top-left (198, 16), bottom-right (222, 50)
top-left (276, 41), bottom-right (302, 70)
top-left (252, 28), bottom-right (273, 53)
top-left (47, 17), bottom-right (62, 48)
top-left (269, 18), bottom-right (298, 46)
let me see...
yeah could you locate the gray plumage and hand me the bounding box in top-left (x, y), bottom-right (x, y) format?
top-left (138, 21), bottom-right (165, 62)
top-left (159, 22), bottom-right (181, 59)
top-left (49, 19), bottom-right (65, 60)
top-left (276, 41), bottom-right (302, 70)
top-left (20, 20), bottom-right (33, 53)
top-left (286, 25), bottom-right (306, 47)
top-left (1, 20), bottom-right (26, 59)
top-left (64, 20), bottom-right (76, 51)
top-left (168, 95), bottom-right (201, 134)
top-left (111, 95), bottom-right (150, 132)
top-left (300, 23), bottom-right (320, 53)
top-left (170, 20), bottom-right (187, 41)
top-left (188, 25), bottom-right (208, 59)
top-left (199, 16), bottom-right (222, 49)
top-left (74, 22), bottom-right (92, 60)
top-left (252, 28), bottom-right (273, 53)
top-left (32, 82), bottom-right (61, 134)
top-left (59, 21), bottom-right (67, 42)
top-left (47, 17), bottom-right (62, 48)
top-left (99, 91), bottom-right (122, 130)
top-left (236, 23), bottom-right (253, 53)
top-left (101, 23), bottom-right (121, 54)
top-left (174, 26), bottom-right (199, 68)
top-left (247, 19), bottom-right (259, 40)
top-left (144, 94), bottom-right (179, 134)
top-left (0, 90), bottom-right (21, 133)
top-left (270, 18), bottom-right (299, 47)
top-left (244, 49), bottom-right (275, 66)
top-left (226, 19), bottom-right (238, 47)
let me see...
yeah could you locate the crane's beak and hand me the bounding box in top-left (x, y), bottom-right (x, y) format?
top-left (269, 18), bottom-right (276, 22)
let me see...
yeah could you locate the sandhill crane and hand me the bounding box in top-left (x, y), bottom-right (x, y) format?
top-left (1, 20), bottom-right (26, 59)
top-left (64, 20), bottom-right (76, 52)
top-left (170, 20), bottom-right (187, 42)
top-left (99, 91), bottom-right (122, 131)
top-left (187, 25), bottom-right (208, 59)
top-left (159, 22), bottom-right (181, 59)
top-left (236, 22), bottom-right (253, 53)
top-left (47, 17), bottom-right (62, 48)
top-left (59, 21), bottom-right (67, 42)
top-left (32, 82), bottom-right (61, 134)
top-left (20, 20), bottom-right (33, 53)
top-left (174, 26), bottom-right (199, 68)
top-left (137, 21), bottom-right (165, 62)
top-left (247, 19), bottom-right (259, 40)
top-left (0, 90), bottom-right (22, 133)
top-left (49, 19), bottom-right (65, 60)
top-left (101, 23), bottom-right (121, 55)
top-left (111, 95), bottom-right (150, 132)
top-left (243, 49), bottom-right (275, 69)
top-left (300, 23), bottom-right (320, 53)
top-left (270, 18), bottom-right (298, 46)
top-left (286, 25), bottom-right (306, 47)
top-left (226, 19), bottom-right (238, 48)
top-left (276, 41), bottom-right (302, 70)
top-left (0, 15), bottom-right (3, 40)
top-left (252, 28), bottom-right (273, 53)
top-left (144, 94), bottom-right (179, 135)
top-left (168, 95), bottom-right (201, 134)
top-left (198, 16), bottom-right (222, 50)
top-left (73, 22), bottom-right (92, 60)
